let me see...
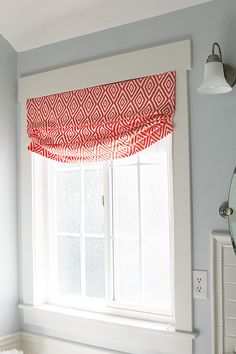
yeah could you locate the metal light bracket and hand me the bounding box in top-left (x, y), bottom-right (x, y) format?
top-left (219, 201), bottom-right (233, 219)
top-left (223, 63), bottom-right (236, 88)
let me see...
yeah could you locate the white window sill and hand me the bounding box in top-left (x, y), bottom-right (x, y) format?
top-left (19, 304), bottom-right (197, 354)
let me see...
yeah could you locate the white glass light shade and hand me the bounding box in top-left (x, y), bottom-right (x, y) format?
top-left (197, 61), bottom-right (232, 94)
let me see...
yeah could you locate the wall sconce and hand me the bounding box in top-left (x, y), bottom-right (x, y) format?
top-left (197, 42), bottom-right (236, 94)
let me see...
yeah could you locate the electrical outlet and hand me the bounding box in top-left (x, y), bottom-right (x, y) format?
top-left (193, 270), bottom-right (208, 299)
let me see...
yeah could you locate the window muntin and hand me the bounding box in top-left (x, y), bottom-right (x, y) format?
top-left (45, 136), bottom-right (173, 318)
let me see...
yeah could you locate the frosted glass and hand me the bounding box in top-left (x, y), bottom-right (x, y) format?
top-left (140, 164), bottom-right (169, 238)
top-left (56, 171), bottom-right (81, 233)
top-left (113, 166), bottom-right (139, 238)
top-left (139, 137), bottom-right (169, 164)
top-left (142, 238), bottom-right (171, 311)
top-left (84, 169), bottom-right (104, 234)
top-left (85, 238), bottom-right (105, 298)
top-left (58, 236), bottom-right (81, 295)
top-left (114, 238), bottom-right (140, 303)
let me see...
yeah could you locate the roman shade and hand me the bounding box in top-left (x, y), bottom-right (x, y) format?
top-left (27, 71), bottom-right (176, 163)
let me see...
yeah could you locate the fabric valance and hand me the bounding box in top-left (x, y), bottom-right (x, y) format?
top-left (27, 71), bottom-right (176, 163)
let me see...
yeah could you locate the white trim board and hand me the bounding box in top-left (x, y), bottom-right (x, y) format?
top-left (18, 40), bottom-right (191, 99)
top-left (21, 332), bottom-right (123, 354)
top-left (0, 331), bottom-right (122, 354)
top-left (0, 332), bottom-right (22, 351)
top-left (211, 232), bottom-right (236, 354)
top-left (0, 331), bottom-right (194, 354)
top-left (20, 304), bottom-right (196, 354)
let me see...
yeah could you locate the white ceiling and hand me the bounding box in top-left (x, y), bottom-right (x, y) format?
top-left (0, 0), bottom-right (212, 52)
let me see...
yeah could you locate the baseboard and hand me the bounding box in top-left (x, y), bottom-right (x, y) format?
top-left (21, 332), bottom-right (123, 354)
top-left (0, 332), bottom-right (22, 351)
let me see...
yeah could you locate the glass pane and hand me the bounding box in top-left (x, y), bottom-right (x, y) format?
top-left (142, 238), bottom-right (171, 311)
top-left (140, 164), bottom-right (169, 238)
top-left (139, 136), bottom-right (169, 164)
top-left (114, 238), bottom-right (140, 304)
top-left (113, 153), bottom-right (137, 166)
top-left (54, 161), bottom-right (80, 170)
top-left (113, 166), bottom-right (139, 237)
top-left (56, 170), bottom-right (81, 233)
top-left (84, 168), bottom-right (104, 234)
top-left (85, 238), bottom-right (105, 298)
top-left (58, 235), bottom-right (81, 295)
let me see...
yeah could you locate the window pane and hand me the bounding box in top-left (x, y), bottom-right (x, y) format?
top-left (139, 137), bottom-right (169, 164)
top-left (140, 164), bottom-right (169, 238)
top-left (56, 171), bottom-right (81, 233)
top-left (84, 168), bottom-right (104, 234)
top-left (113, 153), bottom-right (137, 166)
top-left (58, 235), bottom-right (81, 295)
top-left (85, 238), bottom-right (105, 298)
top-left (142, 238), bottom-right (171, 311)
top-left (114, 238), bottom-right (140, 304)
top-left (113, 165), bottom-right (139, 237)
top-left (112, 140), bottom-right (172, 314)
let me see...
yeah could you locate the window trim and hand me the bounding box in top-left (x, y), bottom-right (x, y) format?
top-left (19, 39), bottom-right (193, 354)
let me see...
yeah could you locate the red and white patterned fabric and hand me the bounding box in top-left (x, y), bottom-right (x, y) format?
top-left (27, 71), bottom-right (176, 163)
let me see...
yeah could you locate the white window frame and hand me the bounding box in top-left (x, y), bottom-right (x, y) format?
top-left (45, 140), bottom-right (173, 320)
top-left (18, 39), bottom-right (195, 354)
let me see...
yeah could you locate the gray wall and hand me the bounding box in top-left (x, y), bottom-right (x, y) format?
top-left (18, 0), bottom-right (236, 353)
top-left (0, 35), bottom-right (19, 335)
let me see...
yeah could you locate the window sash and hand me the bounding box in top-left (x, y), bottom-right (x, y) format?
top-left (45, 139), bottom-right (173, 319)
top-left (106, 137), bottom-right (173, 318)
top-left (47, 162), bottom-right (105, 302)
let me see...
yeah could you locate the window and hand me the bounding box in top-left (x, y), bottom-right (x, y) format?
top-left (19, 40), bottom-right (193, 354)
top-left (44, 136), bottom-right (172, 319)
top-left (47, 160), bottom-right (105, 304)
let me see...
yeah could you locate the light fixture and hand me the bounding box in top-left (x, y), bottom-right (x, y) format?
top-left (197, 42), bottom-right (236, 94)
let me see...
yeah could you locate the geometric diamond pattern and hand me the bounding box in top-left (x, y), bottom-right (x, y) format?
top-left (27, 71), bottom-right (176, 163)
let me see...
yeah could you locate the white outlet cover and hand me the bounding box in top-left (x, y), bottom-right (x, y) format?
top-left (193, 270), bottom-right (208, 299)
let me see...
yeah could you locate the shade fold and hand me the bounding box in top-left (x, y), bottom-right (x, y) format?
top-left (27, 71), bottom-right (176, 163)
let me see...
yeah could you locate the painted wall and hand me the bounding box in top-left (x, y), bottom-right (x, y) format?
top-left (18, 0), bottom-right (236, 353)
top-left (0, 35), bottom-right (20, 335)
